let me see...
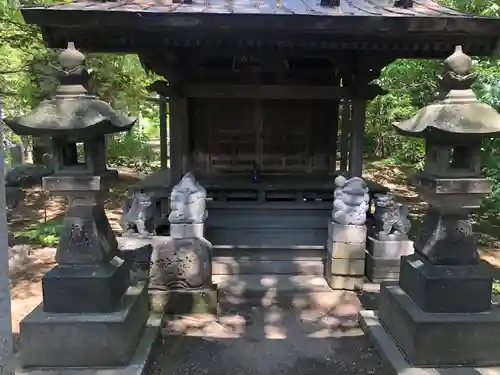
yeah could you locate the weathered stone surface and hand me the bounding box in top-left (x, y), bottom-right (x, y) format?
top-left (332, 176), bottom-right (369, 225)
top-left (120, 191), bottom-right (156, 236)
top-left (20, 284), bottom-right (149, 368)
top-left (117, 236), bottom-right (154, 281)
top-left (399, 254), bottom-right (492, 313)
top-left (325, 274), bottom-right (364, 291)
top-left (149, 285), bottom-right (218, 315)
top-left (367, 236), bottom-right (414, 258)
top-left (149, 236), bottom-right (212, 290)
top-left (170, 223), bottom-right (204, 239)
top-left (379, 282), bottom-right (500, 367)
top-left (328, 221), bottom-right (367, 244)
top-left (5, 164), bottom-right (53, 187)
top-left (365, 251), bottom-right (401, 282)
top-left (169, 172), bottom-right (207, 224)
top-left (414, 206), bottom-right (478, 265)
top-left (56, 203), bottom-right (119, 265)
top-left (326, 257), bottom-right (365, 276)
top-left (326, 238), bottom-right (366, 259)
top-left (42, 258), bottom-right (130, 313)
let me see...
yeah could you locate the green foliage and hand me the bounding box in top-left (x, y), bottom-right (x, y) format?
top-left (13, 215), bottom-right (63, 245)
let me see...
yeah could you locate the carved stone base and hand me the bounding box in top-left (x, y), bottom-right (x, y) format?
top-left (42, 259), bottom-right (130, 313)
top-left (149, 284), bottom-right (218, 315)
top-left (399, 254), bottom-right (492, 313)
top-left (365, 252), bottom-right (401, 282)
top-left (149, 236), bottom-right (212, 290)
top-left (367, 236), bottom-right (414, 258)
top-left (57, 202), bottom-right (118, 264)
top-left (170, 223), bottom-right (204, 239)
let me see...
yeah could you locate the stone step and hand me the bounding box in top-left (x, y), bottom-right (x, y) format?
top-left (212, 258), bottom-right (325, 275)
top-left (212, 245), bottom-right (325, 261)
top-left (213, 274), bottom-right (356, 310)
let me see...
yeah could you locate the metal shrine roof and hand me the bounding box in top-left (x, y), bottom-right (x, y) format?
top-left (21, 0), bottom-right (479, 18)
top-left (20, 0), bottom-right (500, 57)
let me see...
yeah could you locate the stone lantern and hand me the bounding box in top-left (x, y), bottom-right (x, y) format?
top-left (4, 43), bottom-right (152, 369)
top-left (361, 46), bottom-right (500, 370)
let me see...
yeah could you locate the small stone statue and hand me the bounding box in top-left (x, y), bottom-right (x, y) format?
top-left (374, 193), bottom-right (411, 241)
top-left (332, 176), bottom-right (369, 225)
top-left (149, 237), bottom-right (212, 290)
top-left (168, 172), bottom-right (207, 224)
top-left (119, 191), bottom-right (154, 236)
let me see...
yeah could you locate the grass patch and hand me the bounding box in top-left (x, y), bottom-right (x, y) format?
top-left (13, 215), bottom-right (63, 246)
top-left (493, 280), bottom-right (500, 296)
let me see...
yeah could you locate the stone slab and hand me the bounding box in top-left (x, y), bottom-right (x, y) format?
top-left (378, 282), bottom-right (500, 367)
top-left (326, 257), bottom-right (365, 276)
top-left (20, 284), bottom-right (149, 368)
top-left (117, 236), bottom-right (154, 281)
top-left (325, 274), bottom-right (364, 291)
top-left (326, 239), bottom-right (366, 259)
top-left (360, 310), bottom-right (500, 375)
top-left (42, 259), bottom-right (130, 313)
top-left (16, 312), bottom-right (162, 375)
top-left (149, 284), bottom-right (218, 315)
top-left (170, 223), bottom-right (204, 239)
top-left (399, 254), bottom-right (492, 313)
top-left (367, 236), bottom-right (414, 258)
top-left (328, 221), bottom-right (367, 244)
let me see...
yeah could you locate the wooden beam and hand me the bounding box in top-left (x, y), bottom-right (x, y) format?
top-left (155, 84), bottom-right (348, 100)
top-left (348, 98), bottom-right (367, 177)
top-left (339, 100), bottom-right (351, 173)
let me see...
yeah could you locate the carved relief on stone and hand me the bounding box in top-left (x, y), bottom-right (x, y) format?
top-left (119, 191), bottom-right (154, 236)
top-left (168, 172), bottom-right (207, 224)
top-left (149, 237), bottom-right (212, 290)
top-left (373, 192), bottom-right (411, 241)
top-left (332, 176), bottom-right (369, 225)
top-left (68, 222), bottom-right (94, 249)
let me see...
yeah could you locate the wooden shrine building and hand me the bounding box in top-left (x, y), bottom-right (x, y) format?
top-left (19, 0), bottom-right (500, 247)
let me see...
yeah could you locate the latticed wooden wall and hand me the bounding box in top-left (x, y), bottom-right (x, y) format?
top-left (190, 97), bottom-right (338, 174)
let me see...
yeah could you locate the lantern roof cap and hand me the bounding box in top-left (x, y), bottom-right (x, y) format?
top-left (4, 42), bottom-right (136, 139)
top-left (393, 45), bottom-right (500, 139)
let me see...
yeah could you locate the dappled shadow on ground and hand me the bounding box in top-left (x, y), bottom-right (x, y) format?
top-left (152, 282), bottom-right (386, 375)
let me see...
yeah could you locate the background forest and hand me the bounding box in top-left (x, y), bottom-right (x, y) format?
top-left (1, 0), bottom-right (500, 223)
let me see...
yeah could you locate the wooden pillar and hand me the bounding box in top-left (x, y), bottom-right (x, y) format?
top-left (169, 93), bottom-right (188, 183)
top-left (339, 99), bottom-right (351, 173)
top-left (348, 98), bottom-right (367, 177)
top-left (158, 96), bottom-right (169, 170)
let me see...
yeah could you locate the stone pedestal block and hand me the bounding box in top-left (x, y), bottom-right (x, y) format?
top-left (399, 254), bottom-right (492, 313)
top-left (365, 237), bottom-right (414, 282)
top-left (367, 236), bottom-right (414, 258)
top-left (365, 252), bottom-right (401, 282)
top-left (117, 236), bottom-right (154, 281)
top-left (326, 238), bottom-right (366, 259)
top-left (328, 221), bottom-right (367, 243)
top-left (326, 257), bottom-right (365, 276)
top-left (20, 284), bottom-right (149, 368)
top-left (170, 223), bottom-right (204, 239)
top-left (42, 258), bottom-right (130, 313)
top-left (325, 274), bottom-right (364, 291)
top-left (149, 284), bottom-right (218, 315)
top-left (378, 282), bottom-right (500, 367)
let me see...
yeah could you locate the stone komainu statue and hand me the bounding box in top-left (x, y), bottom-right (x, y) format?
top-left (119, 191), bottom-right (154, 236)
top-left (332, 176), bottom-right (370, 225)
top-left (168, 172), bottom-right (207, 224)
top-left (149, 172), bottom-right (212, 290)
top-left (373, 192), bottom-right (411, 240)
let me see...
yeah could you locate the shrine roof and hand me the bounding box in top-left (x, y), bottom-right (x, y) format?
top-left (22, 0), bottom-right (480, 18)
top-left (20, 0), bottom-right (500, 57)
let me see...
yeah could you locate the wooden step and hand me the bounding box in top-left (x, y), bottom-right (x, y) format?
top-left (212, 245), bottom-right (325, 260)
